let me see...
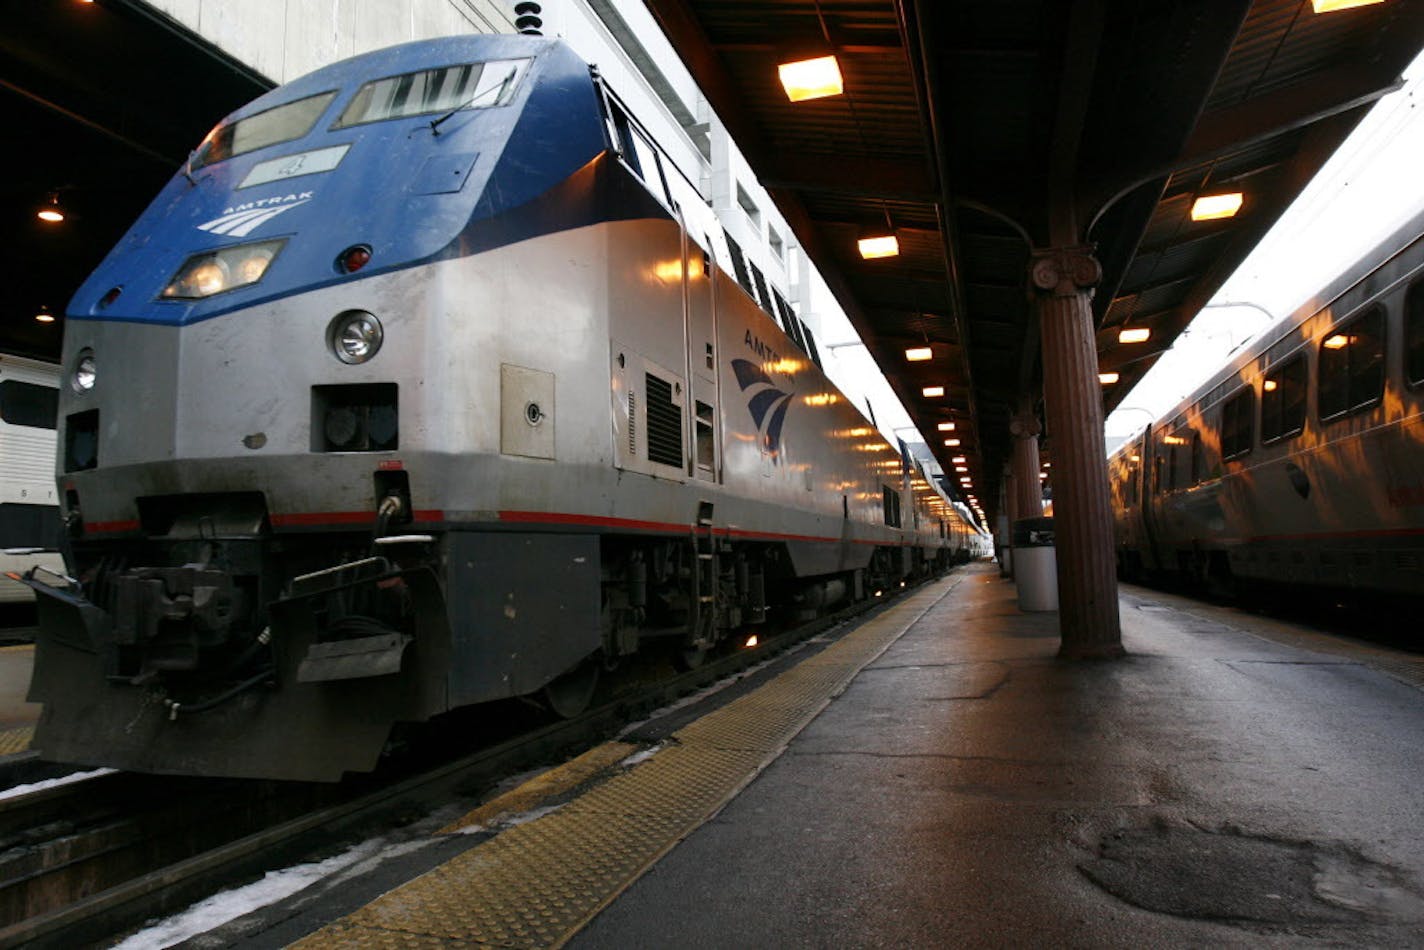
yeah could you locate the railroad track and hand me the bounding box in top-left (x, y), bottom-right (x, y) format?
top-left (0, 574), bottom-right (940, 948)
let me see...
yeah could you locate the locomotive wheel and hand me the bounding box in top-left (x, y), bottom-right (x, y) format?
top-left (542, 658), bottom-right (600, 718)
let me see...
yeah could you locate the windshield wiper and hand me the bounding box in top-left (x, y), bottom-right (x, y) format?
top-left (429, 68), bottom-right (517, 135)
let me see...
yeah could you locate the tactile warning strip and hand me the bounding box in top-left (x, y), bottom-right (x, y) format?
top-left (0, 726), bottom-right (32, 756)
top-left (292, 577), bottom-right (959, 949)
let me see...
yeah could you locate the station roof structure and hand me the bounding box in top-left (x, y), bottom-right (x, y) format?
top-left (3, 0), bottom-right (1422, 515)
top-left (644, 0), bottom-right (1424, 510)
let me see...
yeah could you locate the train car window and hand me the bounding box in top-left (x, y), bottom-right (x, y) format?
top-left (1220, 387), bottom-right (1254, 460)
top-left (0, 380), bottom-right (59, 430)
top-left (1406, 278), bottom-right (1424, 385)
top-left (333, 59), bottom-right (527, 128)
top-left (194, 91), bottom-right (337, 170)
top-left (1318, 305), bottom-right (1385, 421)
top-left (1190, 432), bottom-right (1204, 484)
top-left (774, 293), bottom-right (803, 347)
top-left (1152, 454), bottom-right (1165, 494)
top-left (800, 319), bottom-right (823, 370)
top-left (1261, 355), bottom-right (1307, 443)
top-left (1126, 464), bottom-right (1139, 505)
top-left (722, 233), bottom-right (757, 302)
top-left (626, 127), bottom-right (671, 204)
top-left (748, 262), bottom-right (774, 315)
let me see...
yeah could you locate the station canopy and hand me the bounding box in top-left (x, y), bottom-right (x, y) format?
top-left (3, 0), bottom-right (1422, 515)
top-left (645, 0), bottom-right (1424, 510)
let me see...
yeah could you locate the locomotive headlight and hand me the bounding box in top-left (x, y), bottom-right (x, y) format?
top-left (72, 349), bottom-right (96, 393)
top-left (161, 239), bottom-right (285, 299)
top-left (329, 310), bottom-right (383, 364)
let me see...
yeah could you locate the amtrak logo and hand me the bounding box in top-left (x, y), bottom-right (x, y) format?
top-left (198, 191), bottom-right (312, 238)
top-left (732, 359), bottom-right (794, 459)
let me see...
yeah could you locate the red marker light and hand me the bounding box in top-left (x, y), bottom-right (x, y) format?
top-left (337, 245), bottom-right (372, 274)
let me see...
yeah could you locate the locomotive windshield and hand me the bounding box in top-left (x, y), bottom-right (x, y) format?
top-left (192, 91), bottom-right (338, 171)
top-left (333, 59), bottom-right (528, 128)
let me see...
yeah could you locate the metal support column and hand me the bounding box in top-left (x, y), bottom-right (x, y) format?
top-left (1029, 246), bottom-right (1123, 658)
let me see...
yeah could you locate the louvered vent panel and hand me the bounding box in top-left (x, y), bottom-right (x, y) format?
top-left (628, 391), bottom-right (637, 454)
top-left (644, 373), bottom-right (683, 468)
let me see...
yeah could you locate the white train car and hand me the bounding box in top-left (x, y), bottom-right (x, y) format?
top-left (0, 354), bottom-right (63, 613)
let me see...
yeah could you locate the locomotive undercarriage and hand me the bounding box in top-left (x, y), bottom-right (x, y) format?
top-left (22, 485), bottom-right (942, 780)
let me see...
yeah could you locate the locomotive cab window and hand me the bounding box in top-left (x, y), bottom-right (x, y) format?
top-left (1220, 387), bottom-right (1254, 461)
top-left (333, 59), bottom-right (528, 128)
top-left (1318, 305), bottom-right (1384, 421)
top-left (193, 91), bottom-right (338, 170)
top-left (1406, 278), bottom-right (1424, 386)
top-left (1261, 355), bottom-right (1307, 444)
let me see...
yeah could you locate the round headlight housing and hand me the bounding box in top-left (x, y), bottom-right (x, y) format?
top-left (329, 310), bottom-right (383, 364)
top-left (72, 348), bottom-right (97, 393)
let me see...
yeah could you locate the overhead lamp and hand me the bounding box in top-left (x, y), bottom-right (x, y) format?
top-left (1312, 0), bottom-right (1384, 10)
top-left (937, 421), bottom-right (955, 431)
top-left (1322, 334), bottom-right (1352, 349)
top-left (37, 193), bottom-right (65, 223)
top-left (1118, 327), bottom-right (1151, 344)
top-left (922, 385), bottom-right (944, 397)
top-left (34, 306), bottom-right (55, 324)
top-left (1099, 372), bottom-right (1120, 384)
top-left (951, 455), bottom-right (966, 463)
top-left (778, 54), bottom-right (844, 102)
top-left (905, 346), bottom-right (933, 361)
top-left (944, 438), bottom-right (960, 447)
top-left (1039, 471), bottom-right (1048, 480)
top-left (1190, 193), bottom-right (1243, 221)
top-left (857, 232), bottom-right (899, 260)
top-left (954, 465), bottom-right (968, 472)
top-left (1263, 379), bottom-right (1278, 392)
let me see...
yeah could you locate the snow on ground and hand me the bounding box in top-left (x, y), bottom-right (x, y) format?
top-left (0, 768), bottom-right (114, 801)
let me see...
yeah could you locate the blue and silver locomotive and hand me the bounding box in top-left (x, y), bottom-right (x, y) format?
top-left (20, 35), bottom-right (981, 780)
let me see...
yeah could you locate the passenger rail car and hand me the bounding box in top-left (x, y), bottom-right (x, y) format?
top-left (19, 35), bottom-right (982, 781)
top-left (1108, 207), bottom-right (1424, 601)
top-left (0, 355), bottom-right (63, 615)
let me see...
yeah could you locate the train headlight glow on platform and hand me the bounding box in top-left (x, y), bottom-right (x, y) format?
top-left (72, 350), bottom-right (96, 393)
top-left (330, 310), bottom-right (384, 364)
top-left (162, 239), bottom-right (284, 299)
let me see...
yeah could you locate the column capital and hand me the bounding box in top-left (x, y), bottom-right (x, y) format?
top-left (1029, 245), bottom-right (1101, 298)
top-left (1009, 411), bottom-right (1041, 440)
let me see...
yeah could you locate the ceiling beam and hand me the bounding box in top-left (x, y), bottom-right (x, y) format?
top-left (1179, 61), bottom-right (1403, 172)
top-left (760, 154), bottom-right (937, 201)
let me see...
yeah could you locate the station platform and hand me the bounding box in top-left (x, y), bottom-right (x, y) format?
top-left (267, 561), bottom-right (1424, 948)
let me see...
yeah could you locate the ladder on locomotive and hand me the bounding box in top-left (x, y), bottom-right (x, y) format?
top-left (690, 501), bottom-right (717, 650)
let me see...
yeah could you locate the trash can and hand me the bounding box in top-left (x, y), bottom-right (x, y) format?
top-left (1012, 516), bottom-right (1057, 611)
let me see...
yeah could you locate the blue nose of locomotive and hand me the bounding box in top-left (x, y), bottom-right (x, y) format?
top-left (65, 34), bottom-right (607, 327)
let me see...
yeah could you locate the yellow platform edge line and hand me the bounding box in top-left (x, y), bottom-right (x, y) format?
top-left (439, 741), bottom-right (639, 835)
top-left (292, 574), bottom-right (963, 949)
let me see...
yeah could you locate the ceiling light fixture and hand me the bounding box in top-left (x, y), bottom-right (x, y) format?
top-left (937, 422), bottom-right (955, 431)
top-left (905, 346), bottom-right (932, 361)
top-left (1099, 372), bottom-right (1120, 385)
top-left (37, 192), bottom-right (65, 223)
top-left (857, 232), bottom-right (899, 260)
top-left (1118, 327), bottom-right (1151, 344)
top-left (922, 385), bottom-right (944, 397)
top-left (34, 306), bottom-right (55, 324)
top-left (1190, 193), bottom-right (1243, 221)
top-left (778, 54), bottom-right (844, 102)
top-left (1311, 0), bottom-right (1385, 11)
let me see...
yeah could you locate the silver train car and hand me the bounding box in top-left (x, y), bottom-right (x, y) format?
top-left (1108, 206), bottom-right (1424, 601)
top-left (21, 35), bottom-right (983, 781)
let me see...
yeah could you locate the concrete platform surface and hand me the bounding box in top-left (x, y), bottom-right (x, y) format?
top-left (571, 563), bottom-right (1424, 948)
